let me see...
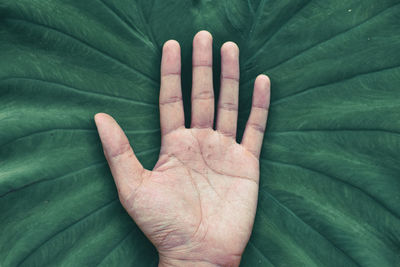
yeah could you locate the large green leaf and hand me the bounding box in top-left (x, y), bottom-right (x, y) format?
top-left (1, 0), bottom-right (400, 266)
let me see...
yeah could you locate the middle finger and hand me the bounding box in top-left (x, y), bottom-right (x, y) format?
top-left (191, 30), bottom-right (214, 129)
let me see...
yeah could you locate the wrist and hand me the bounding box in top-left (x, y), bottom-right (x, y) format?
top-left (158, 258), bottom-right (217, 267)
top-left (158, 254), bottom-right (241, 267)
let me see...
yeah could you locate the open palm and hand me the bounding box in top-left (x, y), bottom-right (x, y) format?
top-left (94, 31), bottom-right (270, 267)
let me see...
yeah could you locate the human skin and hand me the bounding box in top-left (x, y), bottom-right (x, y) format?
top-left (94, 30), bottom-right (270, 267)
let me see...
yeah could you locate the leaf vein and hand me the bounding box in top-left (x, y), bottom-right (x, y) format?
top-left (1, 77), bottom-right (158, 107)
top-left (242, 2), bottom-right (399, 86)
top-left (244, 0), bottom-right (312, 67)
top-left (264, 2), bottom-right (399, 73)
top-left (5, 18), bottom-right (158, 85)
top-left (269, 128), bottom-right (400, 136)
top-left (95, 228), bottom-right (136, 266)
top-left (0, 127), bottom-right (160, 148)
top-left (260, 158), bottom-right (400, 220)
top-left (97, 0), bottom-right (157, 51)
top-left (247, 240), bottom-right (276, 266)
top-left (259, 186), bottom-right (361, 266)
top-left (271, 64), bottom-right (400, 105)
top-left (0, 148), bottom-right (159, 198)
top-left (17, 198), bottom-right (118, 266)
top-left (0, 162), bottom-right (106, 199)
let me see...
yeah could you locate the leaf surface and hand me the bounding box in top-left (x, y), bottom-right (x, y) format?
top-left (1, 0), bottom-right (400, 266)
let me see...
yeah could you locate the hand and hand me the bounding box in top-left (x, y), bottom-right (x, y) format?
top-left (94, 30), bottom-right (270, 267)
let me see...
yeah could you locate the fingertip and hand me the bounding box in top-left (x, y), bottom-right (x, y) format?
top-left (193, 31), bottom-right (213, 58)
top-left (94, 112), bottom-right (115, 126)
top-left (163, 39), bottom-right (180, 53)
top-left (93, 113), bottom-right (123, 143)
top-left (194, 30), bottom-right (213, 43)
top-left (94, 113), bottom-right (101, 122)
top-left (93, 114), bottom-right (130, 158)
top-left (161, 40), bottom-right (181, 76)
top-left (94, 112), bottom-right (107, 118)
top-left (255, 74), bottom-right (271, 90)
top-left (221, 41), bottom-right (239, 56)
top-left (253, 75), bottom-right (271, 108)
top-left (94, 113), bottom-right (107, 125)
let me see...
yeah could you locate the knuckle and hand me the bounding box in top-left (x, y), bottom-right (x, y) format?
top-left (218, 130), bottom-right (235, 138)
top-left (160, 95), bottom-right (182, 105)
top-left (219, 102), bottom-right (238, 111)
top-left (193, 90), bottom-right (214, 100)
top-left (252, 104), bottom-right (270, 111)
top-left (109, 142), bottom-right (132, 159)
top-left (248, 122), bottom-right (265, 133)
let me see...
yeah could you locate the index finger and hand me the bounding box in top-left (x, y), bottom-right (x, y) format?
top-left (159, 40), bottom-right (185, 136)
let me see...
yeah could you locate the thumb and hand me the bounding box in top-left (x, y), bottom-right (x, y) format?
top-left (94, 113), bottom-right (145, 200)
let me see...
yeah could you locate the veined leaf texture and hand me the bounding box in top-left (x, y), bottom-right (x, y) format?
top-left (1, 0), bottom-right (400, 266)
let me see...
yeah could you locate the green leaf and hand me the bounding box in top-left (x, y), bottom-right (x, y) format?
top-left (1, 0), bottom-right (399, 266)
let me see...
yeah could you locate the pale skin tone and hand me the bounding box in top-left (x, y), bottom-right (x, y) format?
top-left (94, 31), bottom-right (270, 267)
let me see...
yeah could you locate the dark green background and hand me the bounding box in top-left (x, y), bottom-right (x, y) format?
top-left (1, 0), bottom-right (400, 266)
